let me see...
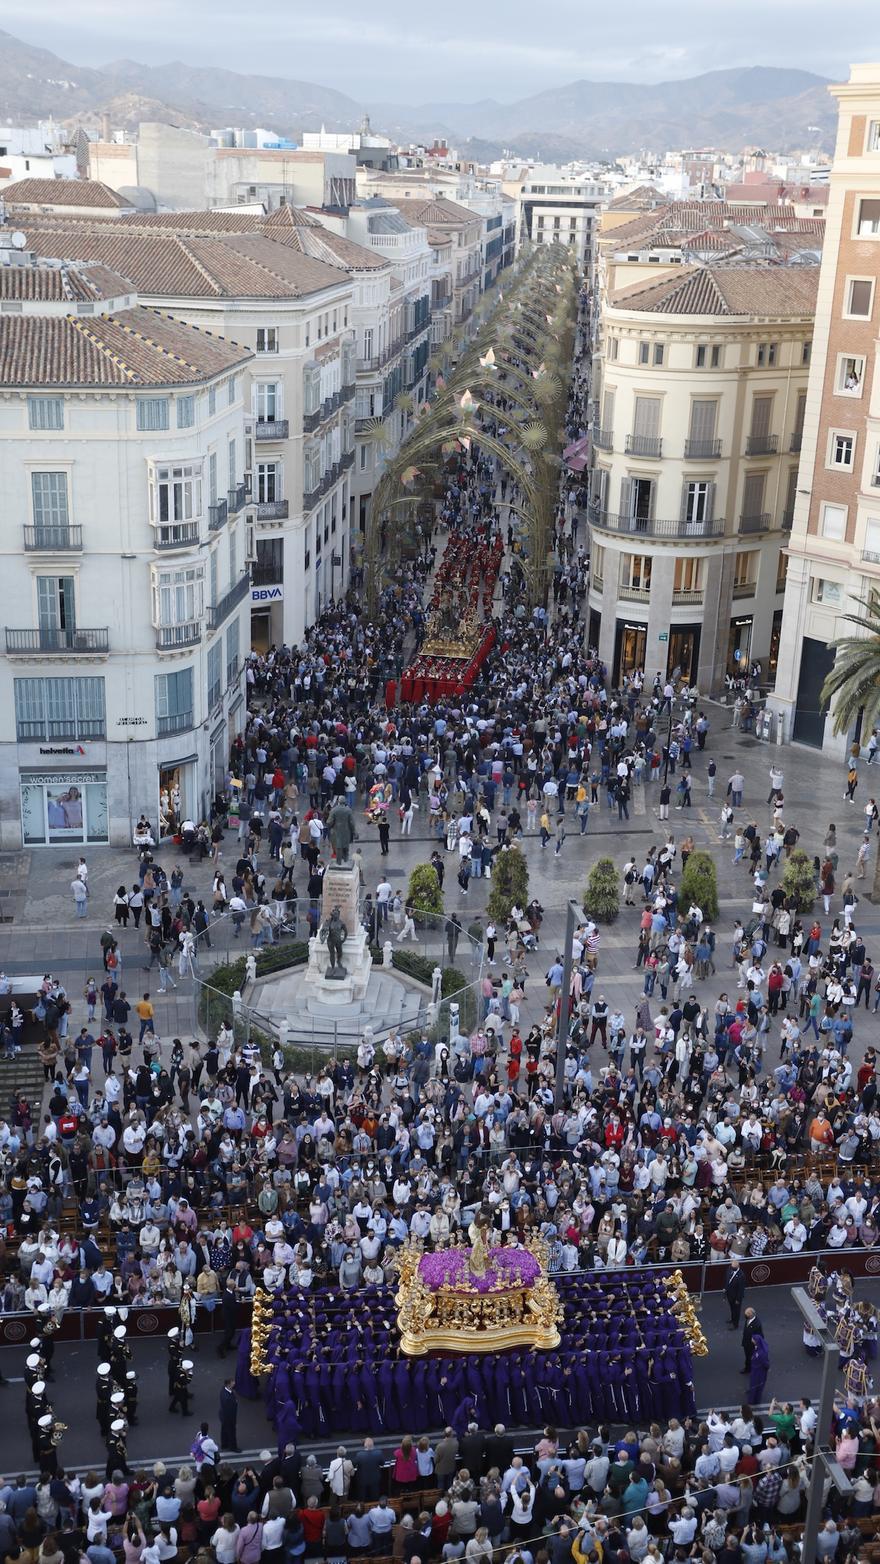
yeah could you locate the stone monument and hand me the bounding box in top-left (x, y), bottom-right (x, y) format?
top-left (303, 820), bottom-right (372, 1004)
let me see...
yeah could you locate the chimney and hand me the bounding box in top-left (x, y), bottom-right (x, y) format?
top-left (101, 113), bottom-right (111, 143)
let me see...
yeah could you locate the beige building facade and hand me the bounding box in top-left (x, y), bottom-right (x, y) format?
top-left (771, 64), bottom-right (880, 750)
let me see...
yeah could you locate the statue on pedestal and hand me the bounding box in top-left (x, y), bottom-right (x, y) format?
top-left (468, 1219), bottom-right (490, 1280)
top-left (320, 906), bottom-right (348, 978)
top-left (326, 800), bottom-right (357, 867)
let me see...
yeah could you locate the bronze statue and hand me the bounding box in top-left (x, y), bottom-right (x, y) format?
top-left (320, 906), bottom-right (348, 976)
top-left (326, 800), bottom-right (357, 867)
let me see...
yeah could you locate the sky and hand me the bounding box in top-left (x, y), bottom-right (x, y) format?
top-left (1, 0), bottom-right (873, 101)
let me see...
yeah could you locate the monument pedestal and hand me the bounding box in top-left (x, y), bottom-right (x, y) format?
top-left (302, 862), bottom-right (372, 1005)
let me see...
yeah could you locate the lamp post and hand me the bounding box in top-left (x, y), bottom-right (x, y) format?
top-left (791, 1287), bottom-right (853, 1563)
top-left (554, 899), bottom-right (583, 1110)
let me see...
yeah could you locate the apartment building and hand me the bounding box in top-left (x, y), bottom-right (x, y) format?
top-left (771, 65), bottom-right (880, 750)
top-left (588, 264), bottom-right (817, 689)
top-left (18, 218), bottom-right (358, 650)
top-left (516, 167), bottom-right (608, 265)
top-left (382, 196), bottom-right (483, 325)
top-left (357, 167), bottom-right (516, 291)
top-left (0, 253), bottom-right (253, 847)
top-left (1, 176), bottom-right (134, 219)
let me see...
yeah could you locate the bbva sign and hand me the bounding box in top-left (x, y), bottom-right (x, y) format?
top-left (251, 585), bottom-right (284, 602)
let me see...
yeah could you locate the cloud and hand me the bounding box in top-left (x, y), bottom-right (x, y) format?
top-left (0, 0), bottom-right (864, 99)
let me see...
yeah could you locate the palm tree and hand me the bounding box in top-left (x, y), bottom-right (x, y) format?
top-left (821, 592), bottom-right (880, 899)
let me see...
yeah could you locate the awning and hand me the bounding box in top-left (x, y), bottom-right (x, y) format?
top-left (563, 435), bottom-right (591, 471)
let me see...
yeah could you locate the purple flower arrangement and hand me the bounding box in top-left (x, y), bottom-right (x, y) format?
top-left (419, 1246), bottom-right (541, 1294)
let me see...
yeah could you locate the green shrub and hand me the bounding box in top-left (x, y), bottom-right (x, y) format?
top-left (679, 850), bottom-right (719, 922)
top-left (583, 856), bottom-right (620, 923)
top-left (407, 862), bottom-right (444, 917)
top-left (781, 848), bottom-right (817, 912)
top-left (487, 844), bottom-right (529, 922)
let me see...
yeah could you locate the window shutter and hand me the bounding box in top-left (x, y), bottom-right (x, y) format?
top-left (743, 471), bottom-right (766, 516)
top-left (619, 477), bottom-right (632, 519)
top-left (689, 399), bottom-right (717, 442)
top-left (648, 480), bottom-right (657, 520)
top-left (794, 391), bottom-right (807, 437)
top-left (633, 396), bottom-right (660, 439)
top-left (750, 396), bottom-right (772, 439)
top-left (602, 389), bottom-right (615, 430)
top-left (705, 481), bottom-right (716, 522)
top-left (680, 484), bottom-right (690, 526)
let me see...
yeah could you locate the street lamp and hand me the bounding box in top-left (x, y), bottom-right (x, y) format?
top-left (554, 899), bottom-right (584, 1109)
top-left (791, 1287), bottom-right (853, 1562)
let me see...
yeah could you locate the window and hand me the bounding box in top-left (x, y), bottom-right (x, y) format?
top-left (776, 551), bottom-right (789, 594)
top-left (255, 382), bottom-right (279, 421)
top-left (226, 618), bottom-right (240, 688)
top-left (228, 377), bottom-right (237, 407)
top-left (638, 341), bottom-right (649, 365)
top-left (149, 463), bottom-right (202, 530)
top-left (733, 551), bottom-right (758, 587)
top-left (865, 518), bottom-right (880, 557)
top-left (304, 443), bottom-right (321, 495)
top-left (857, 198), bottom-right (880, 235)
top-left (256, 326), bottom-right (279, 353)
top-left (303, 364), bottom-right (321, 417)
top-left (207, 642), bottom-right (222, 712)
top-left (811, 577), bottom-right (845, 608)
top-left (620, 554), bottom-right (652, 591)
top-left (674, 557), bottom-right (703, 593)
top-left (176, 395), bottom-right (195, 429)
top-left (14, 677), bottom-right (105, 741)
top-left (845, 277), bottom-right (874, 319)
top-left (821, 502), bottom-right (847, 541)
top-left (756, 342), bottom-right (778, 367)
top-left (802, 340), bottom-right (812, 365)
top-left (835, 355), bottom-right (864, 395)
top-left (711, 344), bottom-right (721, 368)
top-left (208, 385), bottom-right (217, 416)
top-left (591, 542), bottom-right (604, 585)
top-left (828, 431), bottom-right (856, 471)
top-left (653, 343), bottom-right (664, 366)
top-left (256, 462), bottom-right (281, 503)
top-left (608, 336), bottom-right (618, 361)
top-left (228, 439), bottom-right (236, 490)
top-left (27, 396), bottom-right (63, 431)
top-left (871, 447), bottom-right (880, 489)
top-left (37, 576), bottom-right (75, 632)
top-left (136, 397), bottom-right (169, 432)
top-left (153, 564), bottom-right (204, 627)
top-left (683, 480), bottom-right (714, 526)
top-left (695, 345), bottom-right (707, 368)
top-left (32, 472), bottom-right (69, 529)
top-left (869, 122), bottom-right (880, 152)
top-left (304, 525), bottom-right (311, 571)
top-left (155, 668), bottom-right (193, 736)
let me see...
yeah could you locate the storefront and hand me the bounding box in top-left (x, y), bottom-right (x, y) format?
top-left (614, 620), bottom-right (647, 685)
top-left (250, 581), bottom-right (282, 654)
top-left (20, 769), bottom-right (109, 846)
top-left (668, 625), bottom-right (701, 685)
top-left (159, 759), bottom-right (196, 838)
top-left (727, 615), bottom-right (753, 676)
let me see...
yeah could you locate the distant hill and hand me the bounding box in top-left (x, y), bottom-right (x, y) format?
top-left (0, 30), bottom-right (836, 156)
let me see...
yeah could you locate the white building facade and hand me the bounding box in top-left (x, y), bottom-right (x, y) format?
top-left (0, 256), bottom-right (253, 847)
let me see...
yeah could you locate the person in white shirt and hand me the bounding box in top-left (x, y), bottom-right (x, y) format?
top-left (783, 1216), bottom-right (807, 1252)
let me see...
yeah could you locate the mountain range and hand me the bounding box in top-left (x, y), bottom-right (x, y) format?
top-left (0, 30), bottom-right (837, 159)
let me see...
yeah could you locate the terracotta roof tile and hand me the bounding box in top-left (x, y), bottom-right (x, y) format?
top-left (610, 263), bottom-right (818, 318)
top-left (3, 177), bottom-right (132, 208)
top-left (0, 304), bottom-right (250, 387)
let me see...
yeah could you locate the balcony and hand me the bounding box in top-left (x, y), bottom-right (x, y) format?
top-left (340, 449), bottom-right (355, 471)
top-left (157, 711), bottom-right (194, 736)
top-left (227, 482), bottom-right (248, 516)
top-left (588, 509), bottom-right (724, 540)
top-left (862, 549), bottom-right (880, 567)
top-left (739, 512), bottom-right (771, 534)
top-left (23, 524), bottom-right (83, 551)
top-left (672, 589), bottom-right (704, 605)
top-left (789, 432), bottom-right (803, 453)
top-left (255, 499), bottom-right (289, 521)
top-left (254, 419), bottom-right (289, 441)
top-left (303, 407), bottom-right (322, 433)
top-left (207, 571), bottom-right (251, 632)
top-left (156, 622), bottom-right (201, 650)
top-left (684, 438), bottom-right (722, 459)
top-left (732, 581), bottom-right (757, 598)
top-left (208, 499), bottom-right (228, 532)
top-left (6, 627), bottom-right (109, 655)
top-left (618, 585), bottom-right (651, 602)
top-left (592, 427), bottom-right (613, 451)
top-left (745, 434), bottom-right (778, 456)
top-left (154, 521), bottom-right (200, 551)
top-left (625, 434), bottom-right (663, 458)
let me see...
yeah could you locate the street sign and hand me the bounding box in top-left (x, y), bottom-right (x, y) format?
top-left (658, 631), bottom-right (668, 642)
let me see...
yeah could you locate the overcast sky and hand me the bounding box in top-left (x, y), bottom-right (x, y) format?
top-left (3, 0), bottom-right (871, 100)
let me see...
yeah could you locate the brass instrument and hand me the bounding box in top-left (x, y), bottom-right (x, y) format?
top-left (50, 1421), bottom-right (67, 1446)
